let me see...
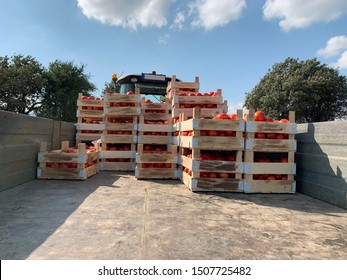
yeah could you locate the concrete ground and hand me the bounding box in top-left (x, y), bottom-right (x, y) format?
top-left (0, 171), bottom-right (346, 260)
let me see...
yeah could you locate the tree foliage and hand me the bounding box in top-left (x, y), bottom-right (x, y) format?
top-left (0, 54), bottom-right (96, 122)
top-left (0, 54), bottom-right (46, 114)
top-left (36, 60), bottom-right (96, 122)
top-left (244, 58), bottom-right (347, 123)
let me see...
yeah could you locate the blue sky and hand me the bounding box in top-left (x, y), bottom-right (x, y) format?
top-left (1, 0), bottom-right (347, 112)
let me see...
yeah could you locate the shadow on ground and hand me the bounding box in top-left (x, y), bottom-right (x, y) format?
top-left (0, 173), bottom-right (121, 259)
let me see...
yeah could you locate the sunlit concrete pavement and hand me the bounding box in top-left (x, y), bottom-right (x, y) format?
top-left (0, 172), bottom-right (346, 260)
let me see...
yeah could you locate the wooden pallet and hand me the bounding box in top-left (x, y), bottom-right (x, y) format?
top-left (243, 110), bottom-right (297, 193)
top-left (37, 141), bottom-right (99, 180)
top-left (135, 144), bottom-right (178, 179)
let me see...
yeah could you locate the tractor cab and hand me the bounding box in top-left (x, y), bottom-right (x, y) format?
top-left (113, 71), bottom-right (180, 102)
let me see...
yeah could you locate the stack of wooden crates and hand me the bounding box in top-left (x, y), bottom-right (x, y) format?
top-left (99, 89), bottom-right (140, 171)
top-left (38, 75), bottom-right (297, 193)
top-left (135, 89), bottom-right (178, 179)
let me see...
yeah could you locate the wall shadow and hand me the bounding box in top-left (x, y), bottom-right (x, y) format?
top-left (0, 172), bottom-right (120, 260)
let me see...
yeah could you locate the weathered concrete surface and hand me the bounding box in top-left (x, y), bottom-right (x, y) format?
top-left (0, 172), bottom-right (346, 260)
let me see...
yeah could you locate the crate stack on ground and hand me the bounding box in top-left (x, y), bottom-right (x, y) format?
top-left (178, 108), bottom-right (245, 192)
top-left (135, 90), bottom-right (178, 179)
top-left (243, 110), bottom-right (297, 193)
top-left (76, 93), bottom-right (104, 144)
top-left (167, 75), bottom-right (228, 120)
top-left (37, 141), bottom-right (99, 180)
top-left (135, 143), bottom-right (179, 179)
top-left (99, 90), bottom-right (141, 171)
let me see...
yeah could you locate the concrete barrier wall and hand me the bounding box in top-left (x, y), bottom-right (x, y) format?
top-left (296, 121), bottom-right (347, 209)
top-left (0, 110), bottom-right (76, 191)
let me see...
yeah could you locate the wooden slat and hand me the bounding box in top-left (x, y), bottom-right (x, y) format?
top-left (181, 171), bottom-right (243, 192)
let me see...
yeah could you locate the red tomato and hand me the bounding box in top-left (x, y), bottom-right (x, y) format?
top-left (219, 173), bottom-right (229, 179)
top-left (209, 172), bottom-right (217, 178)
top-left (266, 133), bottom-right (276, 139)
top-left (213, 113), bottom-right (230, 120)
top-left (207, 130), bottom-right (218, 136)
top-left (255, 132), bottom-right (266, 139)
top-left (126, 91), bottom-right (135, 95)
top-left (280, 119), bottom-right (289, 123)
top-left (254, 111), bottom-right (266, 121)
top-left (229, 114), bottom-right (237, 120)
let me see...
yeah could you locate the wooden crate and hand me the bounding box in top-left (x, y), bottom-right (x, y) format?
top-left (103, 90), bottom-right (141, 116)
top-left (37, 141), bottom-right (99, 180)
top-left (243, 110), bottom-right (297, 193)
top-left (179, 147), bottom-right (244, 192)
top-left (76, 93), bottom-right (105, 120)
top-left (178, 108), bottom-right (244, 150)
top-left (166, 75), bottom-right (200, 99)
top-left (101, 116), bottom-right (137, 144)
top-left (137, 116), bottom-right (173, 145)
top-left (171, 89), bottom-right (223, 107)
top-left (98, 142), bottom-right (136, 171)
top-left (141, 98), bottom-right (171, 120)
top-left (135, 144), bottom-right (178, 179)
top-left (171, 102), bottom-right (228, 118)
top-left (177, 108), bottom-right (245, 192)
top-left (75, 122), bottom-right (104, 142)
top-left (180, 171), bottom-right (244, 192)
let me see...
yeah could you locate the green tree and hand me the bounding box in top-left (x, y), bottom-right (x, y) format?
top-left (37, 60), bottom-right (96, 122)
top-left (0, 54), bottom-right (46, 114)
top-left (244, 57), bottom-right (347, 123)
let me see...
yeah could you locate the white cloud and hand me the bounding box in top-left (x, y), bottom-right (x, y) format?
top-left (158, 33), bottom-right (171, 44)
top-left (77, 0), bottom-right (173, 30)
top-left (189, 0), bottom-right (246, 30)
top-left (317, 35), bottom-right (347, 70)
top-left (263, 0), bottom-right (347, 31)
top-left (317, 35), bottom-right (347, 58)
top-left (331, 50), bottom-right (347, 69)
top-left (170, 11), bottom-right (186, 30)
top-left (227, 102), bottom-right (245, 114)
